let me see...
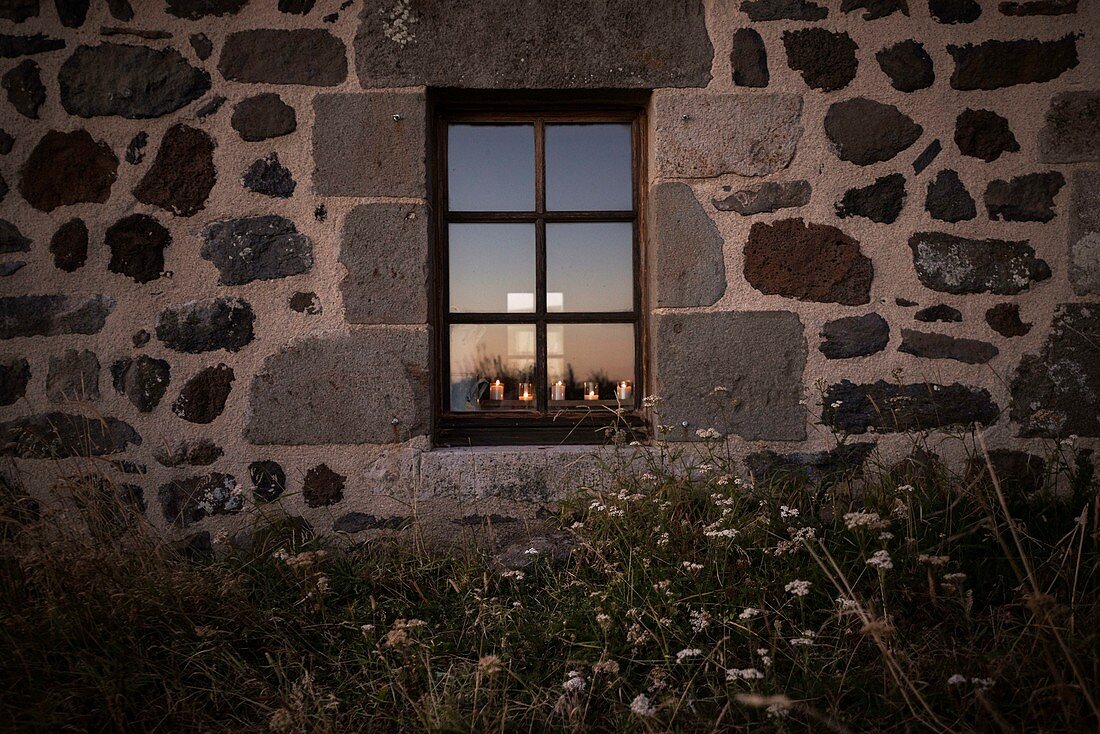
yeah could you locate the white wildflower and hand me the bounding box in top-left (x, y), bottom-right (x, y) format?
top-left (867, 549), bottom-right (893, 570)
top-left (947, 673), bottom-right (967, 685)
top-left (689, 609), bottom-right (712, 633)
top-left (675, 648), bottom-right (702, 663)
top-left (726, 667), bottom-right (764, 681)
top-left (785, 579), bottom-right (812, 597)
top-left (695, 428), bottom-right (721, 440)
top-left (630, 693), bottom-right (657, 717)
top-left (682, 561), bottom-right (704, 572)
top-left (780, 505), bottom-right (799, 519)
top-left (739, 607), bottom-right (761, 620)
top-left (843, 511), bottom-right (882, 530)
top-left (562, 669), bottom-right (586, 693)
top-left (972, 677), bottom-right (995, 691)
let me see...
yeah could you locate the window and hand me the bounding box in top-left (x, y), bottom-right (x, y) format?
top-left (433, 96), bottom-right (646, 445)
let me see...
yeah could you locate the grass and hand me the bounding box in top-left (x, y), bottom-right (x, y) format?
top-left (0, 427), bottom-right (1097, 732)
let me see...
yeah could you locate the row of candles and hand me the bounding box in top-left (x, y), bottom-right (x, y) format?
top-left (489, 379), bottom-right (633, 402)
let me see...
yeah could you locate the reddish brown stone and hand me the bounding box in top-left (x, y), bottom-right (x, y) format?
top-left (133, 124), bottom-right (216, 217)
top-left (18, 129), bottom-right (117, 212)
top-left (303, 463), bottom-right (344, 507)
top-left (985, 303), bottom-right (1031, 337)
top-left (744, 218), bottom-right (872, 305)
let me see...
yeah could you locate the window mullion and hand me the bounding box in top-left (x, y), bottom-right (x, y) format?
top-left (535, 119), bottom-right (548, 413)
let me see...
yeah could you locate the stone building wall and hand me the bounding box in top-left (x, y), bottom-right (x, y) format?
top-left (0, 0), bottom-right (1098, 541)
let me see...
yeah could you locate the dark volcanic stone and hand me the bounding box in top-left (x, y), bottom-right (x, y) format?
top-left (99, 26), bottom-right (172, 40)
top-left (915, 304), bottom-right (962, 322)
top-left (823, 380), bottom-right (998, 434)
top-left (0, 0), bottom-right (38, 22)
top-left (0, 219), bottom-right (30, 252)
top-left (0, 294), bottom-right (112, 339)
top-left (106, 0), bottom-right (132, 19)
top-left (242, 153), bottom-right (295, 198)
top-left (1011, 303), bottom-right (1100, 437)
top-left (132, 329), bottom-right (150, 348)
top-left (0, 357), bottom-right (30, 406)
top-left (899, 329), bottom-right (998, 364)
top-left (231, 93), bottom-right (296, 141)
top-left (201, 215), bottom-right (313, 285)
top-left (219, 29), bottom-right (346, 85)
top-left (731, 28), bottom-right (768, 88)
top-left (46, 348), bottom-right (99, 401)
top-left (954, 109), bottom-right (1019, 162)
top-left (0, 172), bottom-right (6, 202)
top-left (154, 439), bottom-right (222, 467)
top-left (195, 95), bottom-right (225, 119)
top-left (0, 261), bottom-right (25, 277)
top-left (166, 0), bottom-right (247, 18)
top-left (19, 129), bottom-right (117, 212)
top-left (1, 412), bottom-right (140, 458)
top-left (835, 173), bottom-right (906, 224)
top-left (713, 180), bottom-right (810, 215)
top-left (930, 0), bottom-right (981, 23)
top-left (986, 303), bottom-right (1031, 337)
top-left (896, 298), bottom-right (918, 307)
top-left (60, 44), bottom-right (209, 118)
top-left (747, 442), bottom-right (875, 486)
top-left (249, 460), bottom-right (285, 502)
top-left (355, 0), bottom-right (713, 89)
top-left (819, 313), bottom-right (889, 359)
top-left (825, 98), bottom-right (923, 166)
top-left (172, 364), bottom-right (233, 424)
top-left (782, 28), bottom-right (857, 92)
top-left (925, 170), bottom-right (976, 223)
top-left (1000, 0), bottom-right (1076, 13)
top-left (744, 218), bottom-right (872, 305)
top-left (303, 463), bottom-right (344, 507)
top-left (334, 512), bottom-right (410, 533)
top-left (841, 0), bottom-right (909, 19)
top-left (105, 214), bottom-right (170, 283)
top-left (0, 34), bottom-right (64, 57)
top-left (984, 172), bottom-right (1065, 223)
top-left (158, 473), bottom-right (241, 527)
top-left (49, 218), bottom-right (87, 271)
top-left (741, 0), bottom-right (827, 19)
top-left (876, 40), bottom-right (933, 92)
top-left (452, 514), bottom-right (520, 527)
top-left (0, 129), bottom-right (12, 154)
top-left (289, 291), bottom-right (321, 314)
top-left (189, 33), bottom-right (212, 60)
top-left (967, 449), bottom-right (1046, 496)
top-left (54, 0), bottom-right (89, 26)
top-left (279, 0), bottom-right (316, 13)
top-left (133, 124), bottom-right (216, 217)
top-left (3, 59), bottom-right (44, 118)
top-left (912, 139), bottom-right (941, 174)
top-left (156, 297), bottom-right (255, 353)
top-left (949, 36), bottom-right (1078, 90)
top-left (124, 131), bottom-right (146, 164)
top-left (111, 355), bottom-right (170, 412)
top-left (909, 232), bottom-right (1051, 295)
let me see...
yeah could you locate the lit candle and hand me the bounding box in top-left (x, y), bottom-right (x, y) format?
top-left (489, 379), bottom-right (504, 401)
top-left (551, 380), bottom-right (566, 401)
top-left (615, 380), bottom-right (633, 401)
top-left (584, 382), bottom-right (600, 401)
top-left (518, 382), bottom-right (534, 402)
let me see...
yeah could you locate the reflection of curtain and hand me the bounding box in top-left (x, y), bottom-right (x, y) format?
top-left (449, 324), bottom-right (489, 412)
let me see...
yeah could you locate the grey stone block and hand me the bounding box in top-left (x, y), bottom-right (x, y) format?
top-left (1040, 91), bottom-right (1100, 163)
top-left (340, 203), bottom-right (428, 324)
top-left (652, 183), bottom-right (726, 308)
top-left (1070, 169), bottom-right (1100, 295)
top-left (46, 348), bottom-right (99, 402)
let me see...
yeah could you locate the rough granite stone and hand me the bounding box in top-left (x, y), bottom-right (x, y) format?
top-left (3, 59), bottom-right (44, 118)
top-left (1, 412), bottom-right (140, 458)
top-left (875, 39), bottom-right (933, 92)
top-left (899, 329), bottom-right (998, 364)
top-left (984, 172), bottom-right (1065, 223)
top-left (782, 28), bottom-right (857, 92)
top-left (59, 43), bottom-right (210, 118)
top-left (334, 512), bottom-right (410, 533)
top-left (985, 303), bottom-right (1031, 337)
top-left (46, 348), bottom-right (99, 401)
top-left (912, 139), bottom-right (941, 174)
top-left (713, 180), bottom-right (810, 215)
top-left (354, 0), bottom-right (712, 88)
top-left (154, 439), bottom-right (223, 467)
top-left (289, 292), bottom-right (321, 314)
top-left (19, 129), bottom-right (117, 212)
top-left (909, 232), bottom-right (1051, 294)
top-left (653, 91), bottom-right (803, 178)
top-left (231, 93), bottom-right (296, 141)
top-left (741, 0), bottom-right (827, 20)
top-left (219, 29), bottom-right (347, 85)
top-left (246, 329), bottom-right (429, 445)
top-left (195, 95), bottom-right (225, 119)
top-left (746, 442), bottom-right (875, 485)
top-left (0, 294), bottom-right (113, 339)
top-left (824, 98), bottom-right (922, 166)
top-left (744, 218), bottom-right (872, 305)
top-left (124, 131), bottom-right (146, 164)
top-left (841, 0), bottom-right (909, 19)
top-left (915, 304), bottom-right (962, 323)
top-left (249, 460), bottom-right (285, 502)
top-left (312, 91), bottom-right (425, 197)
top-left (1070, 169), bottom-right (1100, 295)
top-left (158, 473), bottom-right (241, 527)
top-left (949, 36), bottom-right (1078, 90)
top-left (242, 153), bottom-right (296, 198)
top-left (0, 357), bottom-right (30, 406)
top-left (0, 33), bottom-right (64, 57)
top-left (111, 355), bottom-right (170, 412)
top-left (1011, 303), bottom-right (1100, 437)
top-left (156, 297), bottom-right (255, 353)
top-left (835, 173), bottom-right (906, 224)
top-left (655, 311), bottom-right (806, 441)
top-left (823, 380), bottom-right (998, 434)
top-left (340, 203), bottom-right (428, 324)
top-left (1039, 92), bottom-right (1100, 163)
top-left (303, 464), bottom-right (344, 507)
top-left (955, 109), bottom-right (1019, 162)
top-left (49, 218), bottom-right (87, 271)
top-left (731, 28), bottom-right (768, 88)
top-left (201, 215), bottom-right (313, 286)
top-left (54, 0), bottom-right (89, 28)
top-left (105, 214), bottom-right (171, 283)
top-left (819, 313), bottom-right (889, 359)
top-left (172, 364), bottom-right (234, 424)
top-left (166, 0), bottom-right (246, 18)
top-left (925, 170), bottom-right (976, 223)
top-left (132, 330), bottom-right (150, 348)
top-left (930, 0), bottom-right (981, 23)
top-left (653, 183), bottom-right (726, 308)
top-left (0, 219), bottom-right (30, 252)
top-left (133, 124), bottom-right (216, 217)
top-left (0, 0), bottom-right (38, 22)
top-left (189, 32), bottom-right (212, 60)
top-left (1000, 0), bottom-right (1076, 13)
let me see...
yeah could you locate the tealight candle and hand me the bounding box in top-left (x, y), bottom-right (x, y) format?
top-left (551, 381), bottom-right (566, 401)
top-left (584, 382), bottom-right (600, 401)
top-left (489, 379), bottom-right (504, 401)
top-left (615, 380), bottom-right (633, 401)
top-left (518, 382), bottom-right (534, 402)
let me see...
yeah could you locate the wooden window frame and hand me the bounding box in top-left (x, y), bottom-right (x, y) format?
top-left (431, 91), bottom-right (650, 446)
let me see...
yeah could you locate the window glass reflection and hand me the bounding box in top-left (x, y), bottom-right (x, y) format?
top-left (449, 223), bottom-right (535, 313)
top-left (546, 124), bottom-right (632, 211)
top-left (546, 223), bottom-right (633, 312)
top-left (450, 324), bottom-right (536, 412)
top-left (448, 124), bottom-right (535, 211)
top-left (547, 323), bottom-right (635, 408)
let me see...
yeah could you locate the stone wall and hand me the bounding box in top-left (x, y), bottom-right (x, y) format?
top-left (0, 0), bottom-right (1098, 542)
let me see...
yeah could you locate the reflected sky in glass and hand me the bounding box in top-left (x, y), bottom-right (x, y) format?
top-left (546, 124), bottom-right (632, 212)
top-left (449, 223), bottom-right (535, 313)
top-left (448, 125), bottom-right (535, 211)
top-left (547, 323), bottom-right (635, 399)
top-left (547, 222), bottom-right (633, 312)
top-left (450, 323), bottom-right (535, 411)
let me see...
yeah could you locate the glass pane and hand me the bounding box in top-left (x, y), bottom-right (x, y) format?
top-left (546, 223), bottom-right (633, 312)
top-left (448, 124), bottom-right (535, 211)
top-left (449, 223), bottom-right (535, 313)
top-left (546, 124), bottom-right (632, 211)
top-left (450, 324), bottom-right (536, 412)
top-left (547, 323), bottom-right (635, 409)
